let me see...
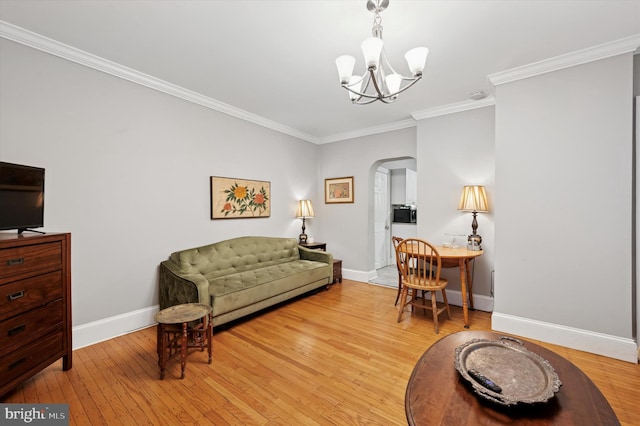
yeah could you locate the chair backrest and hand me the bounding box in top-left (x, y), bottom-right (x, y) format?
top-left (396, 238), bottom-right (443, 286)
top-left (392, 236), bottom-right (404, 272)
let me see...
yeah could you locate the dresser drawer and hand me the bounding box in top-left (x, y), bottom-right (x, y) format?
top-left (0, 271), bottom-right (63, 321)
top-left (0, 329), bottom-right (64, 387)
top-left (0, 241), bottom-right (62, 281)
top-left (0, 299), bottom-right (64, 356)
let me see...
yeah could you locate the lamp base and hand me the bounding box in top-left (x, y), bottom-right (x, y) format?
top-left (299, 233), bottom-right (308, 244)
top-left (467, 234), bottom-right (482, 251)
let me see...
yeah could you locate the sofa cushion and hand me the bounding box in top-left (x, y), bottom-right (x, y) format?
top-left (170, 236), bottom-right (300, 278)
top-left (208, 259), bottom-right (328, 316)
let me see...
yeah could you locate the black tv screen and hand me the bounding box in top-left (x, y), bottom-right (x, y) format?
top-left (0, 162), bottom-right (45, 233)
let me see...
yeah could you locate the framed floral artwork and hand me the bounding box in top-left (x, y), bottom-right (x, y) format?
top-left (210, 176), bottom-right (270, 219)
top-left (325, 176), bottom-right (354, 204)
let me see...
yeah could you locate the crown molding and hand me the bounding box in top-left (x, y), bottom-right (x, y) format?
top-left (488, 33), bottom-right (640, 86)
top-left (411, 96), bottom-right (496, 121)
top-left (318, 118), bottom-right (416, 144)
top-left (0, 20), bottom-right (319, 144)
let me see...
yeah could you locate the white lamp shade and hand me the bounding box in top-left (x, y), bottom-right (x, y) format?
top-left (335, 55), bottom-right (356, 84)
top-left (385, 73), bottom-right (402, 95)
top-left (361, 37), bottom-right (384, 69)
top-left (405, 46), bottom-right (429, 76)
top-left (296, 200), bottom-right (315, 218)
top-left (458, 185), bottom-right (489, 212)
top-left (347, 75), bottom-right (363, 100)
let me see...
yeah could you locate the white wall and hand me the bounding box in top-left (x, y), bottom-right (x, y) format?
top-left (416, 106), bottom-right (496, 311)
top-left (316, 127), bottom-right (416, 280)
top-left (0, 39), bottom-right (319, 346)
top-left (492, 53), bottom-right (636, 361)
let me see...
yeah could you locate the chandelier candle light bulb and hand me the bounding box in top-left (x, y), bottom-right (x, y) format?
top-left (335, 0), bottom-right (428, 104)
top-left (405, 47), bottom-right (429, 76)
top-left (362, 37), bottom-right (384, 69)
top-left (336, 55), bottom-right (356, 84)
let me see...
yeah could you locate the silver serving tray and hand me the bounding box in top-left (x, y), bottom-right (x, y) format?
top-left (454, 337), bottom-right (562, 406)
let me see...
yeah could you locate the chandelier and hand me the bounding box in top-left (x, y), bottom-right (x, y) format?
top-left (335, 0), bottom-right (428, 104)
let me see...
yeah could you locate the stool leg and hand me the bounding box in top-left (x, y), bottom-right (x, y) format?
top-left (180, 322), bottom-right (187, 379)
top-left (158, 324), bottom-right (167, 380)
top-left (156, 323), bottom-right (161, 363)
top-left (207, 312), bottom-right (213, 364)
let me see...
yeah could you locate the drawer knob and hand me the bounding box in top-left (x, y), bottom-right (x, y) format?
top-left (6, 257), bottom-right (24, 266)
top-left (9, 357), bottom-right (26, 370)
top-left (8, 291), bottom-right (25, 301)
top-left (8, 324), bottom-right (26, 336)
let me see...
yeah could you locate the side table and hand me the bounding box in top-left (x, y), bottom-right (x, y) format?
top-left (332, 259), bottom-right (342, 283)
top-left (154, 303), bottom-right (213, 380)
top-left (299, 241), bottom-right (327, 251)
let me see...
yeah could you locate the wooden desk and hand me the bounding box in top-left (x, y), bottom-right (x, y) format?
top-left (399, 244), bottom-right (482, 328)
top-left (405, 331), bottom-right (619, 426)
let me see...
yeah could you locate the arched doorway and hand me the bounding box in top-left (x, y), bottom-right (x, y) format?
top-left (370, 157), bottom-right (417, 287)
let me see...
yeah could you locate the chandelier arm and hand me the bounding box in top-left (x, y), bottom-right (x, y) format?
top-left (368, 68), bottom-right (386, 99)
top-left (380, 50), bottom-right (401, 76)
top-left (382, 75), bottom-right (422, 98)
top-left (353, 96), bottom-right (381, 105)
top-left (343, 86), bottom-right (386, 100)
top-left (361, 72), bottom-right (373, 94)
top-left (341, 73), bottom-right (374, 99)
top-left (378, 97), bottom-right (396, 104)
top-left (342, 73), bottom-right (421, 101)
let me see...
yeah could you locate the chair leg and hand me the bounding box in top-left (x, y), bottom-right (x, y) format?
top-left (394, 276), bottom-right (402, 305)
top-left (442, 289), bottom-right (451, 319)
top-left (430, 291), bottom-right (440, 334)
top-left (397, 286), bottom-right (409, 322)
top-left (413, 289), bottom-right (426, 314)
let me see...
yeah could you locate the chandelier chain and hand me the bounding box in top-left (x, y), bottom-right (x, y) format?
top-left (372, 11), bottom-right (383, 38)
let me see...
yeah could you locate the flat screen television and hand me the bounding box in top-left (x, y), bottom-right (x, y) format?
top-left (0, 161), bottom-right (45, 233)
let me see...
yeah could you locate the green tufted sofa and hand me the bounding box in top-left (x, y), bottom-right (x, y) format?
top-left (159, 236), bottom-right (333, 326)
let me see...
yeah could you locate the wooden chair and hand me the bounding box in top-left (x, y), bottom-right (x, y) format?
top-left (396, 238), bottom-right (451, 333)
top-left (392, 236), bottom-right (404, 305)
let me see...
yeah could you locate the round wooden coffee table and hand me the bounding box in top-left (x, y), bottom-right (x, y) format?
top-left (405, 331), bottom-right (619, 425)
top-left (155, 303), bottom-right (212, 380)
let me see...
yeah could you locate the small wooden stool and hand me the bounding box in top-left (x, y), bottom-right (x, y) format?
top-left (154, 303), bottom-right (213, 380)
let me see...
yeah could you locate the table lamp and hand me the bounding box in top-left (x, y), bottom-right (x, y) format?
top-left (458, 185), bottom-right (488, 250)
top-left (296, 200), bottom-right (314, 243)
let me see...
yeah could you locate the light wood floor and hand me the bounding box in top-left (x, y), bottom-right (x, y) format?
top-left (3, 280), bottom-right (639, 425)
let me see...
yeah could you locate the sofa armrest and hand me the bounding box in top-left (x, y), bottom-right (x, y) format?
top-left (299, 245), bottom-right (334, 282)
top-left (299, 245), bottom-right (333, 264)
top-left (159, 261), bottom-right (210, 309)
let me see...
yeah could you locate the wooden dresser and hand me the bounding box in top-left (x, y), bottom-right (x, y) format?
top-left (0, 232), bottom-right (72, 396)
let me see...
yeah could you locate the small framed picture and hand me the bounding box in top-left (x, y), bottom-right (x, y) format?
top-left (325, 176), bottom-right (354, 204)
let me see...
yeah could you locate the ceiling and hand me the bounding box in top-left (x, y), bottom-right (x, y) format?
top-left (0, 1), bottom-right (639, 143)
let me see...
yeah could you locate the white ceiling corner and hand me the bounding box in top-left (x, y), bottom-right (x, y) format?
top-left (488, 34), bottom-right (640, 86)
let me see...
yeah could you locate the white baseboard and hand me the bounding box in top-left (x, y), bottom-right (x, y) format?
top-left (345, 268), bottom-right (494, 312)
top-left (343, 268), bottom-right (377, 283)
top-left (73, 305), bottom-right (159, 350)
top-left (492, 312), bottom-right (639, 363)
